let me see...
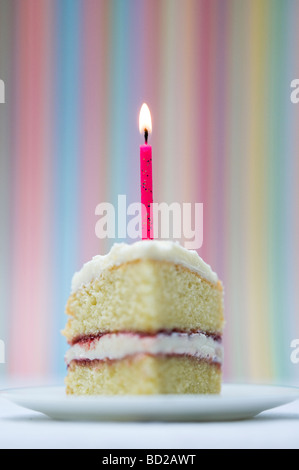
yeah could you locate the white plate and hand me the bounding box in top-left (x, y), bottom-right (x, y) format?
top-left (1, 384), bottom-right (299, 422)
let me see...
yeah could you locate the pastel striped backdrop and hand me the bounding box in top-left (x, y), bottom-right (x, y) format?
top-left (0, 0), bottom-right (298, 385)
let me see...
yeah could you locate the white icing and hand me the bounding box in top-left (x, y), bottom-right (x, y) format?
top-left (71, 240), bottom-right (218, 293)
top-left (65, 332), bottom-right (223, 365)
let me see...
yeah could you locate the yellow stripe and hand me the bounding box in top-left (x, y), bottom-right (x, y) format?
top-left (247, 0), bottom-right (273, 380)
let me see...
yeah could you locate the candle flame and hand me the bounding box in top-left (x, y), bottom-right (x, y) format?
top-left (139, 103), bottom-right (152, 134)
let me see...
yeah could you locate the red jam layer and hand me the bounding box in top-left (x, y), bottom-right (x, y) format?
top-left (68, 353), bottom-right (222, 368)
top-left (70, 329), bottom-right (222, 347)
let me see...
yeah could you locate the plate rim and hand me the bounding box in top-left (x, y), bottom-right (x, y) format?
top-left (1, 382), bottom-right (298, 422)
top-left (1, 381), bottom-right (299, 399)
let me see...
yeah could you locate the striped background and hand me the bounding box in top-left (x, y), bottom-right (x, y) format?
top-left (0, 0), bottom-right (298, 385)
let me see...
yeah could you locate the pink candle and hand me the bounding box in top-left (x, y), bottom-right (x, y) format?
top-left (139, 103), bottom-right (153, 239)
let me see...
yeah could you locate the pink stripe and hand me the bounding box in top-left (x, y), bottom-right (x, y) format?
top-left (196, 1), bottom-right (213, 263)
top-left (79, 0), bottom-right (109, 261)
top-left (211, 1), bottom-right (231, 379)
top-left (179, 0), bottom-right (199, 207)
top-left (9, 1), bottom-right (52, 376)
top-left (140, 0), bottom-right (161, 208)
top-left (196, 2), bottom-right (233, 380)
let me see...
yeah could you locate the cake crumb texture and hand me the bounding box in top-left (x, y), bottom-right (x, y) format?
top-left (65, 355), bottom-right (222, 395)
top-left (62, 259), bottom-right (224, 342)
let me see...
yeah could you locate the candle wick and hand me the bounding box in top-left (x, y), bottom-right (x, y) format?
top-left (144, 128), bottom-right (148, 145)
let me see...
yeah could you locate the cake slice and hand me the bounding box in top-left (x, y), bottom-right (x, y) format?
top-left (62, 240), bottom-right (224, 395)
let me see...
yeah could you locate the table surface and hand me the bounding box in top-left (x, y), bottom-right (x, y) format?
top-left (0, 378), bottom-right (299, 449)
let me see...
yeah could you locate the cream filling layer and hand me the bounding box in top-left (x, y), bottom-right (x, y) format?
top-left (71, 240), bottom-right (218, 293)
top-left (65, 332), bottom-right (223, 365)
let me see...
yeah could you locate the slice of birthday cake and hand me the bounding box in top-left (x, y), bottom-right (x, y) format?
top-left (62, 240), bottom-right (224, 395)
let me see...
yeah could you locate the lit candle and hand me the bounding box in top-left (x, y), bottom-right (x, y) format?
top-left (139, 103), bottom-right (153, 239)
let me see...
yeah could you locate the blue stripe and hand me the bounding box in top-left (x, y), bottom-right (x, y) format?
top-left (52, 0), bottom-right (82, 377)
top-left (283, 0), bottom-right (299, 384)
top-left (267, 0), bottom-right (290, 381)
top-left (107, 0), bottom-right (131, 245)
top-left (0, 1), bottom-right (14, 378)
